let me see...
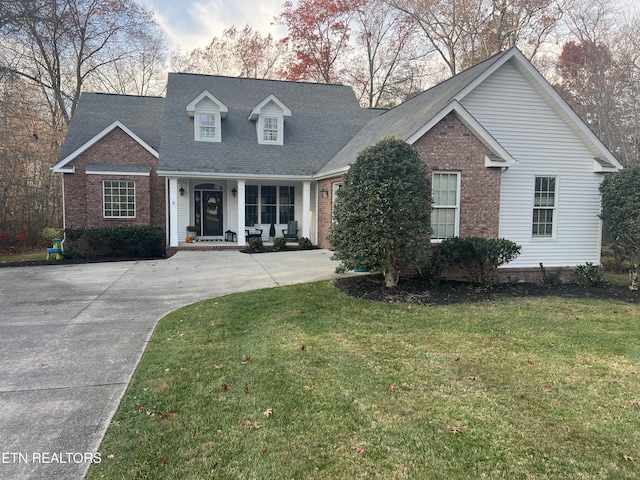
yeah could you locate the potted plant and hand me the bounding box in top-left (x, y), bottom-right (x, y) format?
top-left (269, 223), bottom-right (276, 240)
top-left (186, 225), bottom-right (197, 243)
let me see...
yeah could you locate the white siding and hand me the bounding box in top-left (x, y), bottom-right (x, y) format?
top-left (461, 60), bottom-right (604, 268)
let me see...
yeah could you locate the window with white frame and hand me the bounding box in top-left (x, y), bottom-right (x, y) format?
top-left (103, 180), bottom-right (135, 218)
top-left (262, 116), bottom-right (279, 143)
top-left (532, 176), bottom-right (556, 238)
top-left (431, 172), bottom-right (460, 240)
top-left (245, 185), bottom-right (295, 224)
top-left (197, 113), bottom-right (216, 141)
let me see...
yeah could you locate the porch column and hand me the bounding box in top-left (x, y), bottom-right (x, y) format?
top-left (169, 177), bottom-right (179, 247)
top-left (302, 181), bottom-right (311, 239)
top-left (237, 179), bottom-right (246, 246)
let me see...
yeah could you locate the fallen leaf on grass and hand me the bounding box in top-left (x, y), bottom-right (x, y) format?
top-left (624, 455), bottom-right (634, 461)
top-left (352, 447), bottom-right (365, 454)
top-left (450, 426), bottom-right (462, 434)
top-left (527, 360), bottom-right (534, 365)
top-left (244, 383), bottom-right (249, 394)
top-left (386, 385), bottom-right (395, 392)
top-left (221, 383), bottom-right (229, 391)
top-left (300, 345), bottom-right (306, 351)
top-left (543, 385), bottom-right (552, 393)
top-left (241, 356), bottom-right (251, 365)
top-left (260, 446), bottom-right (268, 454)
top-left (107, 454), bottom-right (115, 459)
top-left (214, 364), bottom-right (224, 370)
top-left (242, 419), bottom-right (261, 430)
top-left (467, 376), bottom-right (479, 381)
top-left (263, 408), bottom-right (273, 418)
top-left (138, 405), bottom-right (145, 413)
top-left (630, 400), bottom-right (640, 406)
top-left (303, 385), bottom-right (312, 391)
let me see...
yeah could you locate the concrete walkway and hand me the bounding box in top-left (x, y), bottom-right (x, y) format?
top-left (0, 249), bottom-right (341, 480)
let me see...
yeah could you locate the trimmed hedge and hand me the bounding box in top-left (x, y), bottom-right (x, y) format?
top-left (63, 226), bottom-right (165, 258)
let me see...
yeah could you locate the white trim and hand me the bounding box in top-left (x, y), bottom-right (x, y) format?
top-left (407, 101), bottom-right (516, 167)
top-left (52, 121), bottom-right (158, 173)
top-left (86, 169), bottom-right (150, 176)
top-left (454, 48), bottom-right (622, 171)
top-left (248, 94), bottom-right (292, 121)
top-left (313, 165), bottom-right (350, 181)
top-left (431, 171), bottom-right (461, 241)
top-left (186, 90), bottom-right (228, 118)
top-left (157, 171), bottom-right (313, 181)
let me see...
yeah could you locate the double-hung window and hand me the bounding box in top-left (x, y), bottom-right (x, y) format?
top-left (431, 172), bottom-right (460, 240)
top-left (197, 113), bottom-right (216, 141)
top-left (103, 180), bottom-right (135, 218)
top-left (263, 117), bottom-right (279, 143)
top-left (532, 176), bottom-right (556, 238)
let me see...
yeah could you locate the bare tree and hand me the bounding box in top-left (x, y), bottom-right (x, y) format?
top-left (347, 0), bottom-right (425, 107)
top-left (170, 25), bottom-right (288, 80)
top-left (0, 0), bottom-right (167, 125)
top-left (389, 0), bottom-right (565, 75)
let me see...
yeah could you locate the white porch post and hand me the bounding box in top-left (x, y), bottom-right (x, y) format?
top-left (237, 180), bottom-right (246, 246)
top-left (302, 181), bottom-right (311, 239)
top-left (169, 177), bottom-right (179, 247)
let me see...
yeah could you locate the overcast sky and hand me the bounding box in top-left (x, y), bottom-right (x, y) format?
top-left (138, 0), bottom-right (288, 51)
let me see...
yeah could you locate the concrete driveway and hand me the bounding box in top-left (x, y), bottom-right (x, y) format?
top-left (0, 249), bottom-right (341, 480)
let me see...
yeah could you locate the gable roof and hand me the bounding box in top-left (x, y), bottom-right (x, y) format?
top-left (318, 47), bottom-right (622, 177)
top-left (157, 73), bottom-right (381, 178)
top-left (53, 93), bottom-right (164, 172)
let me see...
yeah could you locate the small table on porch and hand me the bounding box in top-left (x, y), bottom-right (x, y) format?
top-left (245, 228), bottom-right (263, 242)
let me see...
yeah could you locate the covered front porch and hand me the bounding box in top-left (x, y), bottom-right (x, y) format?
top-left (165, 177), bottom-right (318, 247)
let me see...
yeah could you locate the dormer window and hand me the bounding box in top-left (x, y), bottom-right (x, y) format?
top-left (186, 90), bottom-right (228, 143)
top-left (262, 116), bottom-right (280, 143)
top-left (198, 114), bottom-right (217, 141)
top-left (249, 94), bottom-right (292, 146)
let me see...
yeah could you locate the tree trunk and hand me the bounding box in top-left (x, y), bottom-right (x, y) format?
top-left (629, 264), bottom-right (639, 291)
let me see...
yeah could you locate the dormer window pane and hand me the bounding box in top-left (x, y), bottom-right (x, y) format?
top-left (199, 114), bottom-right (216, 140)
top-left (263, 117), bottom-right (278, 142)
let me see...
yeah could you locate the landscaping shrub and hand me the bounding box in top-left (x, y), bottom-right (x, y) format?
top-left (435, 237), bottom-right (521, 286)
top-left (298, 237), bottom-right (313, 250)
top-left (539, 263), bottom-right (562, 286)
top-left (247, 236), bottom-right (264, 252)
top-left (573, 262), bottom-right (607, 287)
top-left (273, 237), bottom-right (287, 251)
top-left (63, 226), bottom-right (165, 258)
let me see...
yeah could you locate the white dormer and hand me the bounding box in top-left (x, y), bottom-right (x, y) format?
top-left (186, 90), bottom-right (228, 142)
top-left (249, 94), bottom-right (292, 145)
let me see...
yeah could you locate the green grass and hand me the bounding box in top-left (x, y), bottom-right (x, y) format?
top-left (90, 281), bottom-right (640, 479)
top-left (0, 249), bottom-right (47, 263)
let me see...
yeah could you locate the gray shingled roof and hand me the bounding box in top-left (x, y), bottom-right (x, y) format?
top-left (318, 50), bottom-right (510, 175)
top-left (56, 93), bottom-right (164, 163)
top-left (158, 73), bottom-right (381, 177)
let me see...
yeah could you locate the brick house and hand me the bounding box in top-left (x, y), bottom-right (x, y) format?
top-left (53, 48), bottom-right (621, 275)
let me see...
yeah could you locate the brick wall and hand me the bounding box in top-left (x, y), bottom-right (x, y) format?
top-left (63, 127), bottom-right (165, 230)
top-left (413, 112), bottom-right (502, 238)
top-left (317, 176), bottom-right (341, 249)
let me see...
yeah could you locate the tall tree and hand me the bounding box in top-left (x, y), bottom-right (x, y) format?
top-left (278, 0), bottom-right (361, 83)
top-left (0, 0), bottom-right (166, 126)
top-left (170, 25), bottom-right (288, 79)
top-left (348, 0), bottom-right (423, 107)
top-left (389, 0), bottom-right (564, 75)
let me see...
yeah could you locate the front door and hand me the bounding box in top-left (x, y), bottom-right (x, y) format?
top-left (194, 188), bottom-right (223, 237)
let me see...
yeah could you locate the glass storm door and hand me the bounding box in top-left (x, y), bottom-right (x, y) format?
top-left (194, 188), bottom-right (223, 236)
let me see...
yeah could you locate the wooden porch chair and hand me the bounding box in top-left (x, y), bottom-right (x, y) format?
top-left (282, 220), bottom-right (299, 242)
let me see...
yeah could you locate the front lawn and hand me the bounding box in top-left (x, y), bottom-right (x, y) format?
top-left (90, 281), bottom-right (640, 479)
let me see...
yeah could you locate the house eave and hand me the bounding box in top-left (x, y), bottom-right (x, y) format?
top-left (51, 121), bottom-right (159, 173)
top-left (157, 170), bottom-right (314, 181)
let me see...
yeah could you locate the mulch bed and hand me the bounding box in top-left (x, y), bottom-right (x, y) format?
top-left (334, 273), bottom-right (639, 305)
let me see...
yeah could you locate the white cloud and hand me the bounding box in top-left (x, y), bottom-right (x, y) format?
top-left (141, 0), bottom-right (287, 51)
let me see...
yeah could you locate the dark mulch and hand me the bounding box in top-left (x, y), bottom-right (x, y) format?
top-left (335, 273), bottom-right (639, 305)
